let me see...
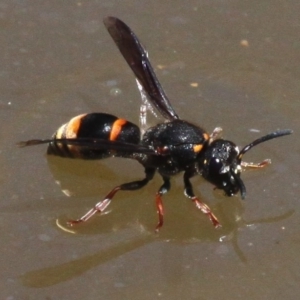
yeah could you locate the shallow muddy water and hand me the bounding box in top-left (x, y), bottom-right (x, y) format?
top-left (1, 1), bottom-right (299, 299)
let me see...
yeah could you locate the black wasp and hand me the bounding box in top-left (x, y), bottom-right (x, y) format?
top-left (19, 16), bottom-right (292, 231)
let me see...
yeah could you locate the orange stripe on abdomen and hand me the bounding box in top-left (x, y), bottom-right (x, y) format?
top-left (110, 119), bottom-right (127, 141)
top-left (65, 114), bottom-right (87, 138)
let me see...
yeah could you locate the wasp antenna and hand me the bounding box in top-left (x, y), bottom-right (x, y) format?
top-left (237, 129), bottom-right (293, 162)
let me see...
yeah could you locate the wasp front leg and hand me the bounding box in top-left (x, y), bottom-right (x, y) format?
top-left (209, 127), bottom-right (223, 144)
top-left (241, 159), bottom-right (271, 169)
top-left (183, 169), bottom-right (221, 228)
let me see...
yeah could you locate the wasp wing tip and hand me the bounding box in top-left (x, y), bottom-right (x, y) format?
top-left (17, 141), bottom-right (27, 147)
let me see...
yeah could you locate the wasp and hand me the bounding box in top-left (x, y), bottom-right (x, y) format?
top-left (19, 16), bottom-right (292, 231)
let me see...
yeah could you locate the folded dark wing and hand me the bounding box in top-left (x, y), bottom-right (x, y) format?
top-left (104, 16), bottom-right (179, 121)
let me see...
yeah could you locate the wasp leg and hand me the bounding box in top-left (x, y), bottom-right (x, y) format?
top-left (209, 127), bottom-right (223, 144)
top-left (155, 176), bottom-right (171, 232)
top-left (67, 167), bottom-right (156, 226)
top-left (183, 170), bottom-right (221, 228)
top-left (241, 158), bottom-right (271, 169)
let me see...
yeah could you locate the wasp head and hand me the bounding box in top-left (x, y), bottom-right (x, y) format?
top-left (197, 129), bottom-right (292, 199)
top-left (199, 139), bottom-right (245, 198)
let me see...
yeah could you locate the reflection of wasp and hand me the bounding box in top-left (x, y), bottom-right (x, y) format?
top-left (19, 16), bottom-right (292, 231)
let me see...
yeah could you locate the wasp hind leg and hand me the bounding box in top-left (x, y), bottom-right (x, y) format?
top-left (67, 167), bottom-right (156, 226)
top-left (183, 169), bottom-right (221, 228)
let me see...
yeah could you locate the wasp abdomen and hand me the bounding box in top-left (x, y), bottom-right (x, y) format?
top-left (47, 113), bottom-right (141, 159)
